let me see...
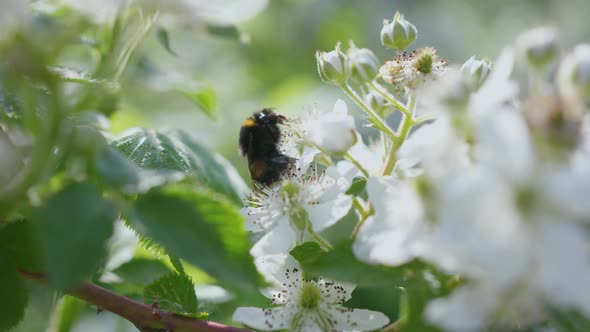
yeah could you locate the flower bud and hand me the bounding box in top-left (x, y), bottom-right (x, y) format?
top-left (364, 90), bottom-right (390, 117)
top-left (570, 44), bottom-right (590, 97)
top-left (516, 26), bottom-right (558, 69)
top-left (460, 56), bottom-right (492, 87)
top-left (381, 12), bottom-right (417, 51)
top-left (316, 42), bottom-right (348, 85)
top-left (557, 44), bottom-right (590, 107)
top-left (347, 43), bottom-right (380, 82)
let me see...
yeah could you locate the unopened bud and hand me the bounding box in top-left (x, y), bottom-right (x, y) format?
top-left (347, 43), bottom-right (380, 83)
top-left (381, 12), bottom-right (417, 51)
top-left (516, 26), bottom-right (558, 69)
top-left (316, 42), bottom-right (348, 85)
top-left (460, 56), bottom-right (492, 87)
top-left (558, 43), bottom-right (590, 105)
top-left (364, 90), bottom-right (390, 117)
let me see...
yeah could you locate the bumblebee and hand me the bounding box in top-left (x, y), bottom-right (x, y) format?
top-left (239, 109), bottom-right (294, 186)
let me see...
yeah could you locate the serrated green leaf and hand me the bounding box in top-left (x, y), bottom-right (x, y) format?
top-left (144, 273), bottom-right (197, 315)
top-left (169, 255), bottom-right (186, 275)
top-left (93, 146), bottom-right (140, 189)
top-left (94, 146), bottom-right (186, 194)
top-left (178, 85), bottom-right (217, 118)
top-left (290, 242), bottom-right (323, 264)
top-left (0, 220), bottom-right (43, 271)
top-left (110, 258), bottom-right (173, 296)
top-left (33, 182), bottom-right (116, 289)
top-left (48, 66), bottom-right (119, 89)
top-left (300, 240), bottom-right (412, 287)
top-left (113, 128), bottom-right (248, 203)
top-left (156, 28), bottom-right (178, 56)
top-left (131, 186), bottom-right (259, 289)
top-left (0, 253), bottom-right (28, 331)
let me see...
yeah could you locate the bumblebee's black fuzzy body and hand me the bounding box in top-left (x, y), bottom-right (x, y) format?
top-left (239, 109), bottom-right (294, 186)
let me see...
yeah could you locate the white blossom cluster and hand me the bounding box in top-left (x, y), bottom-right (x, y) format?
top-left (236, 13), bottom-right (590, 332)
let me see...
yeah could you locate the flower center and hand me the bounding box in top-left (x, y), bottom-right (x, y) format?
top-left (299, 281), bottom-right (322, 309)
top-left (280, 180), bottom-right (300, 205)
top-left (415, 50), bottom-right (434, 74)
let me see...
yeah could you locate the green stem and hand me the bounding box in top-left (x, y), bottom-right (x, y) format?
top-left (345, 152), bottom-right (370, 177)
top-left (381, 95), bottom-right (417, 176)
top-left (308, 224), bottom-right (334, 251)
top-left (368, 80), bottom-right (407, 114)
top-left (351, 205), bottom-right (372, 239)
top-left (114, 12), bottom-right (159, 81)
top-left (341, 83), bottom-right (397, 139)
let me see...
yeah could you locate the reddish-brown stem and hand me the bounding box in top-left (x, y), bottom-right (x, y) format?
top-left (19, 270), bottom-right (251, 332)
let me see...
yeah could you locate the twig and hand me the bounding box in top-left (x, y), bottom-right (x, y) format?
top-left (19, 270), bottom-right (250, 332)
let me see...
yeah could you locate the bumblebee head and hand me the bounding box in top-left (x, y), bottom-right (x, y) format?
top-left (239, 109), bottom-right (286, 156)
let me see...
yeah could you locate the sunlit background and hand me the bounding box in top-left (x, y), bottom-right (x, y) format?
top-left (110, 0), bottom-right (590, 184)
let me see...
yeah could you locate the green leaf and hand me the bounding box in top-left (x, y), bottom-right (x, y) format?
top-left (93, 146), bottom-right (184, 193)
top-left (290, 241), bottom-right (323, 264)
top-left (0, 253), bottom-right (28, 331)
top-left (113, 258), bottom-right (172, 285)
top-left (144, 273), bottom-right (197, 315)
top-left (0, 220), bottom-right (43, 271)
top-left (110, 258), bottom-right (173, 296)
top-left (94, 146), bottom-right (140, 189)
top-left (547, 307), bottom-right (590, 332)
top-left (113, 128), bottom-right (248, 203)
top-left (156, 28), bottom-right (178, 56)
top-left (169, 255), bottom-right (186, 275)
top-left (345, 177), bottom-right (367, 196)
top-left (300, 240), bottom-right (414, 287)
top-left (205, 24), bottom-right (241, 40)
top-left (131, 186), bottom-right (259, 289)
top-left (178, 85), bottom-right (216, 118)
top-left (33, 182), bottom-right (116, 289)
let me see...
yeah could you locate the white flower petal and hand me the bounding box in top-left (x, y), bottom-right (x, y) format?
top-left (303, 99), bottom-right (356, 154)
top-left (327, 308), bottom-right (390, 331)
top-left (353, 176), bottom-right (425, 266)
top-left (250, 220), bottom-right (298, 257)
top-left (425, 285), bottom-right (498, 332)
top-left (474, 107), bottom-right (535, 184)
top-left (255, 254), bottom-right (303, 291)
top-left (306, 193), bottom-right (352, 232)
top-left (317, 279), bottom-right (356, 304)
top-left (233, 307), bottom-right (293, 331)
top-left (425, 167), bottom-right (528, 288)
top-left (470, 47), bottom-right (518, 119)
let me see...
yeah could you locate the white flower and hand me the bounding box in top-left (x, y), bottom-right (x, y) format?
top-left (398, 114), bottom-right (470, 180)
top-left (243, 162), bottom-right (352, 257)
top-left (424, 167), bottom-right (529, 288)
top-left (302, 100), bottom-right (356, 154)
top-left (353, 176), bottom-right (428, 266)
top-left (232, 254), bottom-right (389, 331)
top-left (379, 47), bottom-right (447, 92)
top-left (472, 105), bottom-right (536, 186)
